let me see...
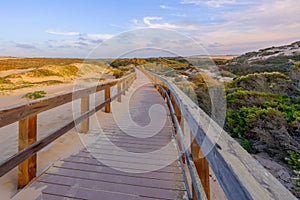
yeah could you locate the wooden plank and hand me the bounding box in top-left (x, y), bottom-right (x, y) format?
top-left (192, 138), bottom-right (210, 200)
top-left (37, 173), bottom-right (184, 200)
top-left (18, 117), bottom-right (29, 189)
top-left (117, 81), bottom-right (122, 102)
top-left (53, 160), bottom-right (184, 181)
top-left (18, 115), bottom-right (37, 188)
top-left (46, 167), bottom-right (185, 191)
top-left (28, 115), bottom-right (37, 181)
top-left (125, 80), bottom-right (129, 91)
top-left (104, 87), bottom-right (111, 113)
top-left (33, 182), bottom-right (149, 200)
top-left (122, 81), bottom-right (126, 95)
top-left (80, 95), bottom-right (90, 133)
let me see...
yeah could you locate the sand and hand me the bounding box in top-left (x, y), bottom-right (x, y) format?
top-left (0, 83), bottom-right (91, 199)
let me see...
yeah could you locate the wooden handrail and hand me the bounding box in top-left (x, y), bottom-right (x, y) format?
top-left (0, 74), bottom-right (132, 128)
top-left (160, 83), bottom-right (208, 200)
top-left (141, 68), bottom-right (296, 200)
top-left (0, 72), bottom-right (137, 188)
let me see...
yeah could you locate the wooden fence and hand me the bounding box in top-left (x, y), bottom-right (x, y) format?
top-left (0, 72), bottom-right (136, 189)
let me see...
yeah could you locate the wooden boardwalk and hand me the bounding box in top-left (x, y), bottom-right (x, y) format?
top-left (16, 70), bottom-right (187, 200)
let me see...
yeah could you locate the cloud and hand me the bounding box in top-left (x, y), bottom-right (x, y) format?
top-left (131, 19), bottom-right (140, 25)
top-left (171, 13), bottom-right (186, 17)
top-left (180, 0), bottom-right (251, 8)
top-left (160, 5), bottom-right (176, 10)
top-left (45, 30), bottom-right (81, 36)
top-left (142, 16), bottom-right (199, 30)
top-left (87, 33), bottom-right (113, 40)
top-left (15, 43), bottom-right (37, 49)
top-left (46, 30), bottom-right (113, 40)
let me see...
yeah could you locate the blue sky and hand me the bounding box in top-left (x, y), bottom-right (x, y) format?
top-left (0, 0), bottom-right (299, 57)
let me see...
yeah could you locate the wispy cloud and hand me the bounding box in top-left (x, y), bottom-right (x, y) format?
top-left (190, 0), bottom-right (300, 53)
top-left (171, 13), bottom-right (186, 17)
top-left (45, 30), bottom-right (81, 36)
top-left (87, 34), bottom-right (113, 40)
top-left (15, 43), bottom-right (37, 49)
top-left (46, 30), bottom-right (113, 40)
top-left (142, 16), bottom-right (199, 30)
top-left (160, 5), bottom-right (177, 10)
top-left (180, 0), bottom-right (251, 8)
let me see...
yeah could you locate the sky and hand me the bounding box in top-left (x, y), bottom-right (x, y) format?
top-left (0, 0), bottom-right (299, 57)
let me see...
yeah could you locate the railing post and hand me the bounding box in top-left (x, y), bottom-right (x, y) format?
top-left (105, 87), bottom-right (111, 113)
top-left (18, 115), bottom-right (37, 189)
top-left (117, 81), bottom-right (122, 102)
top-left (80, 95), bottom-right (90, 133)
top-left (192, 138), bottom-right (210, 200)
top-left (122, 81), bottom-right (126, 95)
top-left (125, 79), bottom-right (129, 91)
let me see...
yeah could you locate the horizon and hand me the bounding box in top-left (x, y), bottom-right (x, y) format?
top-left (1, 0), bottom-right (299, 58)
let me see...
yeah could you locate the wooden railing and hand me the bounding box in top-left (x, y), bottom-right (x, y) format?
top-left (0, 72), bottom-right (136, 189)
top-left (141, 68), bottom-right (297, 200)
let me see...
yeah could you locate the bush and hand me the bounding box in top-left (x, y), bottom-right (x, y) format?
top-left (242, 139), bottom-right (252, 152)
top-left (286, 151), bottom-right (300, 189)
top-left (22, 90), bottom-right (46, 99)
top-left (112, 69), bottom-right (124, 78)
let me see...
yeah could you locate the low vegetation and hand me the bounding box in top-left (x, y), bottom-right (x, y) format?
top-left (286, 151), bottom-right (300, 190)
top-left (22, 90), bottom-right (46, 99)
top-left (0, 58), bottom-right (133, 92)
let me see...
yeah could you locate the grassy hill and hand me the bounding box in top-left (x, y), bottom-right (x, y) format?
top-left (220, 41), bottom-right (300, 75)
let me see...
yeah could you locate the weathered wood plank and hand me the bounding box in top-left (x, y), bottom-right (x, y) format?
top-left (18, 117), bottom-right (29, 189)
top-left (80, 95), bottom-right (90, 133)
top-left (192, 138), bottom-right (210, 200)
top-left (104, 87), bottom-right (111, 113)
top-left (27, 115), bottom-right (37, 181)
top-left (117, 81), bottom-right (122, 102)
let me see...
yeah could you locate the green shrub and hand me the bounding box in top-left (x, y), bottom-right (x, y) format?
top-left (242, 139), bottom-right (252, 152)
top-left (286, 151), bottom-right (300, 189)
top-left (23, 90), bottom-right (46, 99)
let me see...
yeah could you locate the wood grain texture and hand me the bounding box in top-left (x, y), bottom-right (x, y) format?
top-left (80, 95), bottom-right (90, 133)
top-left (104, 87), bottom-right (111, 113)
top-left (117, 81), bottom-right (122, 102)
top-left (18, 115), bottom-right (37, 188)
top-left (192, 139), bottom-right (210, 200)
top-left (18, 117), bottom-right (29, 188)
